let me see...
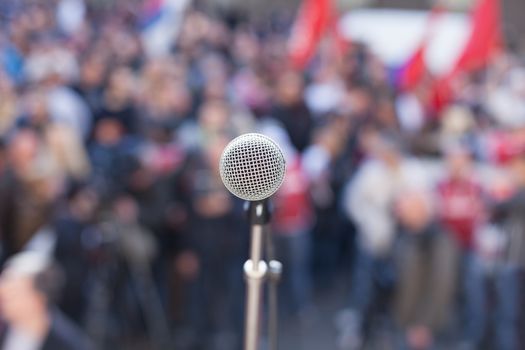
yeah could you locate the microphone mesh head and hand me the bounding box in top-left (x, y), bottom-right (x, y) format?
top-left (219, 133), bottom-right (286, 201)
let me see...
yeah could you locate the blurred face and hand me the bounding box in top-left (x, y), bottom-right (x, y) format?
top-left (371, 140), bottom-right (401, 168)
top-left (447, 150), bottom-right (472, 179)
top-left (80, 58), bottom-right (106, 87)
top-left (369, 57), bottom-right (388, 85)
top-left (113, 196), bottom-right (139, 224)
top-left (347, 87), bottom-right (372, 116)
top-left (94, 119), bottom-right (124, 145)
top-left (0, 272), bottom-right (45, 324)
top-left (509, 157), bottom-right (525, 186)
top-left (317, 124), bottom-right (345, 157)
top-left (72, 189), bottom-right (99, 221)
top-left (276, 72), bottom-right (303, 105)
top-left (165, 82), bottom-right (191, 115)
top-left (199, 102), bottom-right (229, 131)
top-left (112, 31), bottom-right (141, 64)
top-left (27, 6), bottom-right (52, 32)
top-left (395, 192), bottom-right (432, 232)
top-left (0, 74), bottom-right (15, 97)
top-left (205, 136), bottom-right (229, 172)
top-left (25, 92), bottom-right (49, 124)
top-left (233, 31), bottom-right (260, 65)
top-left (8, 130), bottom-right (39, 174)
top-left (376, 99), bottom-right (397, 128)
top-left (488, 171), bottom-right (515, 201)
top-left (107, 67), bottom-right (134, 101)
top-left (203, 77), bottom-right (227, 100)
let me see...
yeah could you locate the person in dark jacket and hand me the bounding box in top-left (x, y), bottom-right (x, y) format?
top-left (468, 151), bottom-right (525, 350)
top-left (393, 190), bottom-right (459, 350)
top-left (0, 251), bottom-right (94, 350)
top-left (53, 183), bottom-right (99, 325)
top-left (271, 70), bottom-right (314, 153)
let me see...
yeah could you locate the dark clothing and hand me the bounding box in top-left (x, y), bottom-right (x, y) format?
top-left (54, 216), bottom-right (93, 324)
top-left (0, 309), bottom-right (94, 350)
top-left (492, 188), bottom-right (525, 268)
top-left (88, 136), bottom-right (142, 198)
top-left (394, 223), bottom-right (459, 332)
top-left (464, 255), bottom-right (520, 350)
top-left (271, 102), bottom-right (313, 153)
top-left (41, 310), bottom-right (94, 350)
top-left (96, 104), bottom-right (138, 136)
top-left (0, 170), bottom-right (52, 263)
top-left (178, 150), bottom-right (247, 345)
top-left (73, 85), bottom-right (104, 124)
top-left (0, 170), bottom-right (18, 262)
top-left (349, 248), bottom-right (395, 316)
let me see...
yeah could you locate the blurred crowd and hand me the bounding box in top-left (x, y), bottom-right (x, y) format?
top-left (1, 0), bottom-right (525, 349)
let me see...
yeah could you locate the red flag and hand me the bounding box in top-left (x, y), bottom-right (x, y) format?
top-left (452, 0), bottom-right (503, 74)
top-left (399, 6), bottom-right (444, 91)
top-left (288, 0), bottom-right (333, 70)
top-left (330, 12), bottom-right (350, 62)
top-left (428, 0), bottom-right (502, 114)
top-left (399, 44), bottom-right (427, 91)
top-left (428, 75), bottom-right (454, 115)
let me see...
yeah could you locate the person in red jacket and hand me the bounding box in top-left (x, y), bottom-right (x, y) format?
top-left (264, 121), bottom-right (315, 320)
top-left (436, 144), bottom-right (486, 251)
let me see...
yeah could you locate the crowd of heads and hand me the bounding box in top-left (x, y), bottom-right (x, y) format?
top-left (1, 0), bottom-right (525, 349)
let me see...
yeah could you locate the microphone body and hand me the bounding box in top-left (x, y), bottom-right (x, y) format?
top-left (219, 133), bottom-right (285, 350)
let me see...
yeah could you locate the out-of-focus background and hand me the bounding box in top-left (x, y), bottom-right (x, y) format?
top-left (0, 0), bottom-right (524, 349)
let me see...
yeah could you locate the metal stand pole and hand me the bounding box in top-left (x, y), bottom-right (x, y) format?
top-left (244, 201), bottom-right (271, 350)
top-left (265, 224), bottom-right (282, 350)
top-left (243, 201), bottom-right (283, 350)
top-left (267, 260), bottom-right (282, 350)
top-left (244, 224), bottom-right (267, 350)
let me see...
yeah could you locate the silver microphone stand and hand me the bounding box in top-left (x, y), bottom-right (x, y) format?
top-left (244, 201), bottom-right (282, 350)
top-left (266, 229), bottom-right (282, 350)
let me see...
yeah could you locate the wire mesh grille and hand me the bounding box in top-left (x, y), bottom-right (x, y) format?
top-left (219, 133), bottom-right (286, 201)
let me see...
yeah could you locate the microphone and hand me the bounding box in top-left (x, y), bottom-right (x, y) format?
top-left (219, 133), bottom-right (286, 350)
top-left (219, 133), bottom-right (286, 202)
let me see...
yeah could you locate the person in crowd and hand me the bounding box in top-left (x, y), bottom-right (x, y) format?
top-left (435, 142), bottom-right (490, 348)
top-left (72, 54), bottom-right (107, 120)
top-left (88, 116), bottom-right (140, 197)
top-left (463, 150), bottom-right (525, 350)
top-left (0, 129), bottom-right (60, 262)
top-left (53, 183), bottom-right (99, 325)
top-left (0, 74), bottom-right (18, 137)
top-left (271, 70), bottom-right (314, 153)
top-left (97, 66), bottom-right (138, 135)
top-left (393, 190), bottom-right (459, 350)
top-left (0, 251), bottom-right (94, 350)
top-left (19, 89), bottom-right (91, 181)
top-left (338, 131), bottom-right (430, 349)
top-left (263, 121), bottom-right (315, 320)
top-left (303, 117), bottom-right (351, 288)
top-left (178, 135), bottom-right (246, 350)
top-left (436, 145), bottom-right (485, 245)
